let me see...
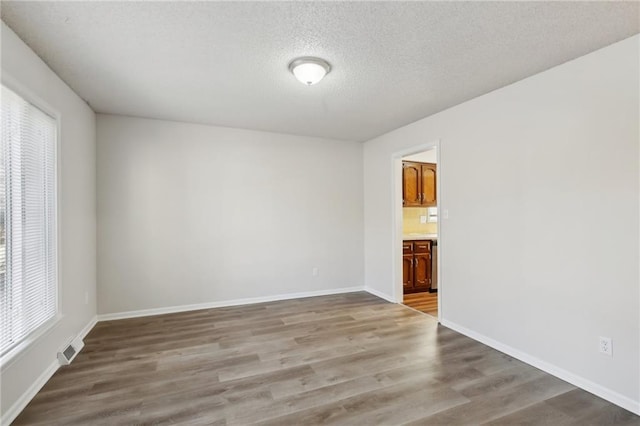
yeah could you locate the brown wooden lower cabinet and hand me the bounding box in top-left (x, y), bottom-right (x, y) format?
top-left (403, 240), bottom-right (432, 293)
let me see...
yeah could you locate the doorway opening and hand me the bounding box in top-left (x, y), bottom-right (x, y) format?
top-left (393, 142), bottom-right (441, 321)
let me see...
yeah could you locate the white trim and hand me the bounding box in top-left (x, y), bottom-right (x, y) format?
top-left (1, 73), bottom-right (62, 121)
top-left (391, 140), bottom-right (442, 322)
top-left (0, 314), bottom-right (97, 425)
top-left (97, 286), bottom-right (364, 321)
top-left (0, 359), bottom-right (59, 426)
top-left (78, 315), bottom-right (97, 341)
top-left (363, 286), bottom-right (395, 303)
top-left (391, 155), bottom-right (403, 304)
top-left (441, 319), bottom-right (640, 416)
top-left (0, 76), bottom-right (63, 370)
top-left (0, 74), bottom-right (63, 319)
top-left (434, 144), bottom-right (442, 323)
top-left (0, 314), bottom-right (63, 371)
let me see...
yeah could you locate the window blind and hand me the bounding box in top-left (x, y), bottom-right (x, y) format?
top-left (1, 85), bottom-right (57, 357)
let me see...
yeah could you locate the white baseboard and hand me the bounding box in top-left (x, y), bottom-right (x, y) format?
top-left (441, 319), bottom-right (640, 416)
top-left (1, 315), bottom-right (98, 426)
top-left (97, 286), bottom-right (365, 321)
top-left (1, 359), bottom-right (58, 426)
top-left (363, 286), bottom-right (396, 303)
top-left (78, 315), bottom-right (97, 341)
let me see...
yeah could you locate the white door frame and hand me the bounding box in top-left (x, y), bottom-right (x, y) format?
top-left (391, 139), bottom-right (442, 322)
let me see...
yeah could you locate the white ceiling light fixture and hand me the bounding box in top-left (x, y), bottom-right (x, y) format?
top-left (289, 57), bottom-right (331, 86)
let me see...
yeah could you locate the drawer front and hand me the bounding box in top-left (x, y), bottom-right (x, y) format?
top-left (402, 242), bottom-right (413, 254)
top-left (413, 241), bottom-right (431, 253)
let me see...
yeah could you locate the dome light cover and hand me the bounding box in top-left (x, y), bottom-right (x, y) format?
top-left (289, 57), bottom-right (331, 85)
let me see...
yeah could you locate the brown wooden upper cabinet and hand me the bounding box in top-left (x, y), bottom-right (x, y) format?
top-left (402, 161), bottom-right (437, 207)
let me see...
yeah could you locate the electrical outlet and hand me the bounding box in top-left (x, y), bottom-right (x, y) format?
top-left (599, 336), bottom-right (612, 356)
top-left (312, 267), bottom-right (319, 277)
top-left (420, 215), bottom-right (427, 224)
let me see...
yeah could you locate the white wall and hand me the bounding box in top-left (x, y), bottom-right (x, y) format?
top-left (97, 115), bottom-right (364, 315)
top-left (0, 22), bottom-right (97, 420)
top-left (364, 35), bottom-right (639, 411)
top-left (403, 148), bottom-right (437, 164)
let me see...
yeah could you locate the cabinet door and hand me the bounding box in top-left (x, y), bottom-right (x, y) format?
top-left (413, 252), bottom-right (432, 291)
top-left (402, 241), bottom-right (413, 255)
top-left (413, 241), bottom-right (430, 254)
top-left (421, 163), bottom-right (437, 206)
top-left (402, 254), bottom-right (414, 291)
top-left (402, 162), bottom-right (421, 207)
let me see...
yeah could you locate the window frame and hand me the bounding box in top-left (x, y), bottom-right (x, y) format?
top-left (0, 73), bottom-right (63, 370)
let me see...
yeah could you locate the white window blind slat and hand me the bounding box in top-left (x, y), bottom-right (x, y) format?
top-left (0, 85), bottom-right (57, 357)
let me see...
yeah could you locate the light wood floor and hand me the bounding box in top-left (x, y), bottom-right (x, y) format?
top-left (14, 292), bottom-right (638, 425)
top-left (403, 291), bottom-right (438, 317)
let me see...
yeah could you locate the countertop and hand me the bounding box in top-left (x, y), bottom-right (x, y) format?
top-left (402, 233), bottom-right (437, 241)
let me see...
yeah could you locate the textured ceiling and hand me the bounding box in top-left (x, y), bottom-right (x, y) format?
top-left (2, 2), bottom-right (638, 142)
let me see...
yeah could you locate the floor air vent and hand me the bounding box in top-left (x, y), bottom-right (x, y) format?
top-left (57, 337), bottom-right (85, 365)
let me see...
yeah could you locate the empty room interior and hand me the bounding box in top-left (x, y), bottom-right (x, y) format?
top-left (1, 2), bottom-right (639, 425)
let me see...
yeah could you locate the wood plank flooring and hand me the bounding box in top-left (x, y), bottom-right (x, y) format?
top-left (13, 292), bottom-right (639, 425)
top-left (404, 291), bottom-right (438, 317)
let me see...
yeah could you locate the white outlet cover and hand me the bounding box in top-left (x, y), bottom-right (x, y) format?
top-left (420, 215), bottom-right (427, 223)
top-left (599, 336), bottom-right (612, 356)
